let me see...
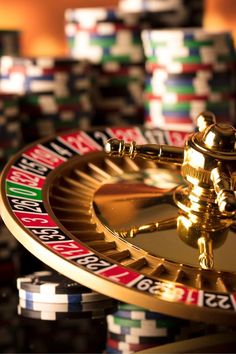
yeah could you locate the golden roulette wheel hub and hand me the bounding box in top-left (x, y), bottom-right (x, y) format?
top-left (1, 113), bottom-right (236, 325)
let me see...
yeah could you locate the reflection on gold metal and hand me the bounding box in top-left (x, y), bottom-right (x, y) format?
top-left (105, 135), bottom-right (184, 165)
top-left (105, 112), bottom-right (236, 270)
top-left (198, 236), bottom-right (214, 270)
top-left (119, 217), bottom-right (177, 238)
top-left (48, 152), bottom-right (236, 285)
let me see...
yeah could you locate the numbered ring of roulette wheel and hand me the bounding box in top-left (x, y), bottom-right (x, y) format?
top-left (1, 126), bottom-right (236, 325)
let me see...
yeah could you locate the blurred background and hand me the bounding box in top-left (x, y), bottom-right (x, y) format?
top-left (0, 0), bottom-right (235, 56)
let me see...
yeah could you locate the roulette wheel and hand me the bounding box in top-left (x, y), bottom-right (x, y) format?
top-left (0, 112), bottom-right (236, 352)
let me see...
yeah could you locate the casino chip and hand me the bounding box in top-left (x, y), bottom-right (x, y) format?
top-left (18, 297), bottom-right (117, 320)
top-left (17, 270), bottom-right (111, 303)
top-left (17, 304), bottom-right (116, 320)
top-left (118, 0), bottom-right (204, 28)
top-left (107, 338), bottom-right (155, 352)
top-left (0, 56), bottom-right (92, 95)
top-left (142, 29), bottom-right (236, 131)
top-left (19, 298), bottom-right (116, 312)
top-left (108, 315), bottom-right (180, 329)
top-left (0, 57), bottom-right (94, 143)
top-left (0, 94), bottom-right (22, 171)
top-left (65, 8), bottom-right (143, 64)
top-left (17, 270), bottom-right (117, 320)
top-left (106, 302), bottom-right (208, 353)
top-left (114, 309), bottom-right (179, 320)
top-left (18, 288), bottom-right (110, 303)
top-left (65, 7), bottom-right (145, 127)
top-left (108, 332), bottom-right (169, 345)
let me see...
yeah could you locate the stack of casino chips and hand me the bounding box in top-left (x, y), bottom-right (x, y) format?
top-left (0, 30), bottom-right (20, 56)
top-left (0, 56), bottom-right (26, 94)
top-left (0, 93), bottom-right (22, 170)
top-left (65, 7), bottom-right (145, 126)
top-left (106, 302), bottom-right (208, 354)
top-left (142, 29), bottom-right (236, 132)
top-left (17, 270), bottom-right (117, 321)
top-left (0, 56), bottom-right (93, 143)
top-left (65, 8), bottom-right (143, 64)
top-left (118, 0), bottom-right (204, 28)
top-left (0, 56), bottom-right (91, 95)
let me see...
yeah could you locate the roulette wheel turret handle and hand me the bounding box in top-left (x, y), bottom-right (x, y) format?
top-left (104, 135), bottom-right (184, 165)
top-left (105, 112), bottom-right (236, 270)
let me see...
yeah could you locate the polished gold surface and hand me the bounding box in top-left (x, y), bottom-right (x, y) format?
top-left (47, 153), bottom-right (236, 283)
top-left (105, 138), bottom-right (184, 165)
top-left (105, 112), bottom-right (236, 270)
top-left (93, 167), bottom-right (236, 272)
